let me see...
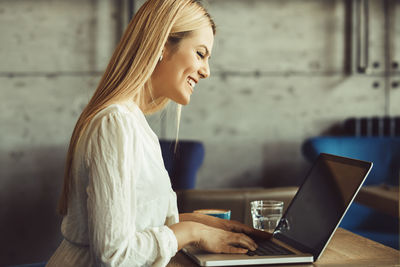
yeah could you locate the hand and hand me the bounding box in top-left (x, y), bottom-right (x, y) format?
top-left (180, 213), bottom-right (272, 240)
top-left (215, 216), bottom-right (273, 240)
top-left (195, 224), bottom-right (258, 254)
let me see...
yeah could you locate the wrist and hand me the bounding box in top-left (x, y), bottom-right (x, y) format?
top-left (169, 221), bottom-right (205, 250)
top-left (187, 221), bottom-right (206, 245)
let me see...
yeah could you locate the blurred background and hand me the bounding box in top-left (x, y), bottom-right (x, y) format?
top-left (1, 0), bottom-right (399, 265)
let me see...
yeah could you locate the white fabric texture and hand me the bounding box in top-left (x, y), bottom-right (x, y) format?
top-left (47, 102), bottom-right (179, 267)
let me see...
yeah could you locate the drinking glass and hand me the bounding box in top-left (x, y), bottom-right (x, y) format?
top-left (250, 200), bottom-right (283, 233)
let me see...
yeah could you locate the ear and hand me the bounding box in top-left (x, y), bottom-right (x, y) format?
top-left (162, 42), bottom-right (174, 60)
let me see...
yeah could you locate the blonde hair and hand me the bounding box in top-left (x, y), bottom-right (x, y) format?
top-left (57, 0), bottom-right (216, 215)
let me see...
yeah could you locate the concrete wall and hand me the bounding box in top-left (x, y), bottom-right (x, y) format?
top-left (1, 0), bottom-right (399, 265)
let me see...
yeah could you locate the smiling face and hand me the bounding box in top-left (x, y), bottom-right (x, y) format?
top-left (151, 26), bottom-right (214, 105)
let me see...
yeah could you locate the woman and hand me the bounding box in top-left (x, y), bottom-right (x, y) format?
top-left (47, 0), bottom-right (264, 266)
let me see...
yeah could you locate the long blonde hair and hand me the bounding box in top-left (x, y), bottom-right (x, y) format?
top-left (58, 0), bottom-right (216, 215)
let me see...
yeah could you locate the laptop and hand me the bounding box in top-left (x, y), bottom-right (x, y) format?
top-left (183, 153), bottom-right (373, 266)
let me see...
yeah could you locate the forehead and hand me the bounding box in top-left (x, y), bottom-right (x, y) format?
top-left (183, 26), bottom-right (214, 53)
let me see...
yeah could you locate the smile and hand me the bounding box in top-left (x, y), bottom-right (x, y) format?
top-left (187, 77), bottom-right (196, 89)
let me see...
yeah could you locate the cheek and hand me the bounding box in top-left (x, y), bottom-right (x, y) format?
top-left (181, 55), bottom-right (198, 75)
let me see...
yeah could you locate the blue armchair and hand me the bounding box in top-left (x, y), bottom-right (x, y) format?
top-left (302, 137), bottom-right (399, 249)
top-left (159, 139), bottom-right (205, 190)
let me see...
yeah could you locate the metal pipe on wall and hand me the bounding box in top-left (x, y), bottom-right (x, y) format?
top-left (383, 0), bottom-right (392, 115)
top-left (356, 0), bottom-right (369, 74)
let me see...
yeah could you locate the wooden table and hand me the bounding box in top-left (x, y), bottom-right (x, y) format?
top-left (167, 228), bottom-right (400, 266)
top-left (356, 185), bottom-right (399, 217)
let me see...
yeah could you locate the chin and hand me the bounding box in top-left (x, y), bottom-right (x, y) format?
top-left (177, 98), bottom-right (190, 105)
top-left (173, 95), bottom-right (191, 105)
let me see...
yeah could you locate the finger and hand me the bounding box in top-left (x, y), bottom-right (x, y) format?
top-left (229, 222), bottom-right (267, 239)
top-left (229, 222), bottom-right (248, 232)
top-left (226, 221), bottom-right (255, 234)
top-left (234, 223), bottom-right (262, 234)
top-left (224, 245), bottom-right (248, 254)
top-left (232, 233), bottom-right (257, 251)
top-left (239, 224), bottom-right (259, 235)
top-left (238, 232), bottom-right (257, 245)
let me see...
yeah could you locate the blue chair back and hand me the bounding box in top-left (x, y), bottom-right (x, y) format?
top-left (159, 140), bottom-right (205, 190)
top-left (302, 137), bottom-right (400, 186)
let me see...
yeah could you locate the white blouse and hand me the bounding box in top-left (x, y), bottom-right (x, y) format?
top-left (47, 102), bottom-right (179, 267)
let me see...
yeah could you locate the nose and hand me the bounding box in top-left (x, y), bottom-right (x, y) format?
top-left (199, 60), bottom-right (210, 79)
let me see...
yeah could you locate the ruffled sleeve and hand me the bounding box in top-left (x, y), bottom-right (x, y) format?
top-left (165, 190), bottom-right (179, 226)
top-left (85, 109), bottom-right (178, 267)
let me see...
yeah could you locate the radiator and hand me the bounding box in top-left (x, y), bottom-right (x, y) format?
top-left (343, 117), bottom-right (400, 137)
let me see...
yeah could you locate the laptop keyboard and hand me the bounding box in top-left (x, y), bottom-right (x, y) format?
top-left (247, 239), bottom-right (294, 256)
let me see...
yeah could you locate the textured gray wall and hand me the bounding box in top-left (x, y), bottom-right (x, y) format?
top-left (1, 0), bottom-right (399, 265)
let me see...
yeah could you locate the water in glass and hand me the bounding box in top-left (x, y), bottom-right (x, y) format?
top-left (251, 200), bottom-right (283, 233)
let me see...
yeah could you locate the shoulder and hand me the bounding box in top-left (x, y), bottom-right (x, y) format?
top-left (82, 103), bottom-right (142, 146)
top-left (95, 103), bottom-right (132, 121)
top-left (91, 103), bottom-right (138, 130)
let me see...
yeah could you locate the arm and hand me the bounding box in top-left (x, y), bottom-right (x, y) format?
top-left (86, 111), bottom-right (177, 267)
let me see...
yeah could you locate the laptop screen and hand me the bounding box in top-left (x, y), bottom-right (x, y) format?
top-left (274, 153), bottom-right (372, 259)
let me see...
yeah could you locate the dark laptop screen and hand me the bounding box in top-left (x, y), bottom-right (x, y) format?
top-left (274, 153), bottom-right (372, 259)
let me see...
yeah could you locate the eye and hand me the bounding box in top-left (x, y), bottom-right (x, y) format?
top-left (197, 51), bottom-right (205, 59)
